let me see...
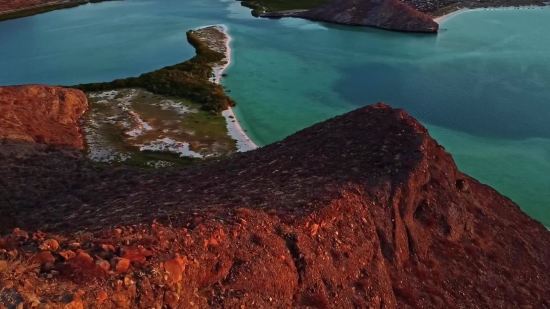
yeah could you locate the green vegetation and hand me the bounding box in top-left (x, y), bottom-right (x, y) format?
top-left (72, 31), bottom-right (235, 113)
top-left (84, 89), bottom-right (237, 169)
top-left (238, 1), bottom-right (267, 16)
top-left (183, 111), bottom-right (230, 142)
top-left (236, 0), bottom-right (330, 14)
top-left (0, 0), bottom-right (117, 23)
top-left (78, 27), bottom-right (239, 169)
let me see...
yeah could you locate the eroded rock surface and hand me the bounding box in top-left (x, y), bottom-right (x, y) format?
top-left (1, 103), bottom-right (549, 308)
top-left (263, 0), bottom-right (439, 32)
top-left (0, 85), bottom-right (88, 148)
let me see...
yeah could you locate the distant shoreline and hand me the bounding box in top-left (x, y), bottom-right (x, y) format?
top-left (434, 5), bottom-right (548, 23)
top-left (0, 0), bottom-right (120, 23)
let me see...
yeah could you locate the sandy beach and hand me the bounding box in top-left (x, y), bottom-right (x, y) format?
top-left (198, 24), bottom-right (259, 152)
top-left (435, 8), bottom-right (471, 23)
top-left (435, 6), bottom-right (548, 23)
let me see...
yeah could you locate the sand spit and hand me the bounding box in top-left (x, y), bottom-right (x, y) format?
top-left (195, 24), bottom-right (259, 152)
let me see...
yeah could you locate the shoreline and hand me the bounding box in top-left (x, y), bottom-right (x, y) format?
top-left (198, 24), bottom-right (259, 152)
top-left (434, 8), bottom-right (471, 23)
top-left (435, 5), bottom-right (548, 23)
top-left (0, 0), bottom-right (120, 23)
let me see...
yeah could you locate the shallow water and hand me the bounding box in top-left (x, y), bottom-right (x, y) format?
top-left (0, 1), bottom-right (549, 225)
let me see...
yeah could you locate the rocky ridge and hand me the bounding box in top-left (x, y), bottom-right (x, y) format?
top-left (262, 0), bottom-right (439, 33)
top-left (1, 92), bottom-right (550, 308)
top-left (0, 85), bottom-right (88, 149)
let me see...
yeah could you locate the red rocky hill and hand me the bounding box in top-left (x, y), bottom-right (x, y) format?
top-left (0, 101), bottom-right (549, 308)
top-left (0, 85), bottom-right (88, 149)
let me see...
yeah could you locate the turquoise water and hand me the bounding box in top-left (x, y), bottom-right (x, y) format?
top-left (0, 1), bottom-right (549, 225)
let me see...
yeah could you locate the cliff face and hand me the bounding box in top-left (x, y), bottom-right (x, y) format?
top-left (1, 103), bottom-right (549, 308)
top-left (0, 85), bottom-right (88, 149)
top-left (273, 0), bottom-right (440, 33)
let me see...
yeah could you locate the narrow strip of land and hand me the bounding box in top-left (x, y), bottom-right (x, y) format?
top-left (75, 25), bottom-right (256, 168)
top-left (196, 25), bottom-right (258, 152)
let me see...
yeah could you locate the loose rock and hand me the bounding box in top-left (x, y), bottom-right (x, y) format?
top-left (115, 258), bottom-right (130, 274)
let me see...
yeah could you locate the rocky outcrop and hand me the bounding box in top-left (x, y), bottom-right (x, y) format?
top-left (263, 0), bottom-right (439, 33)
top-left (0, 85), bottom-right (88, 149)
top-left (0, 0), bottom-right (56, 13)
top-left (1, 103), bottom-right (549, 308)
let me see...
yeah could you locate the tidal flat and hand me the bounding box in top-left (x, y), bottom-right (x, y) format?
top-left (82, 88), bottom-right (236, 168)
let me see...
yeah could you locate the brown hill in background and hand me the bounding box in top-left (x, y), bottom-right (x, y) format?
top-left (0, 85), bottom-right (88, 148)
top-left (0, 90), bottom-right (549, 308)
top-left (263, 0), bottom-right (439, 33)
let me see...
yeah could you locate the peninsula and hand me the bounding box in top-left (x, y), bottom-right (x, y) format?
top-left (72, 26), bottom-right (255, 168)
top-left (1, 99), bottom-right (550, 308)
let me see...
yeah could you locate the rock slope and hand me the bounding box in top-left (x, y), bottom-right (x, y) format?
top-left (0, 0), bottom-right (57, 13)
top-left (1, 102), bottom-right (549, 308)
top-left (263, 0), bottom-right (439, 33)
top-left (0, 85), bottom-right (88, 149)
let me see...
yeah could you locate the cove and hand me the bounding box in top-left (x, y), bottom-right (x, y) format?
top-left (0, 1), bottom-right (549, 226)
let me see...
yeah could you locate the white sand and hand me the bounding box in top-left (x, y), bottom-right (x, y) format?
top-left (435, 9), bottom-right (471, 23)
top-left (139, 138), bottom-right (203, 158)
top-left (81, 119), bottom-right (130, 162)
top-left (88, 90), bottom-right (119, 100)
top-left (158, 99), bottom-right (198, 115)
top-left (197, 24), bottom-right (259, 152)
top-left (126, 110), bottom-right (153, 138)
top-left (435, 6), bottom-right (548, 23)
